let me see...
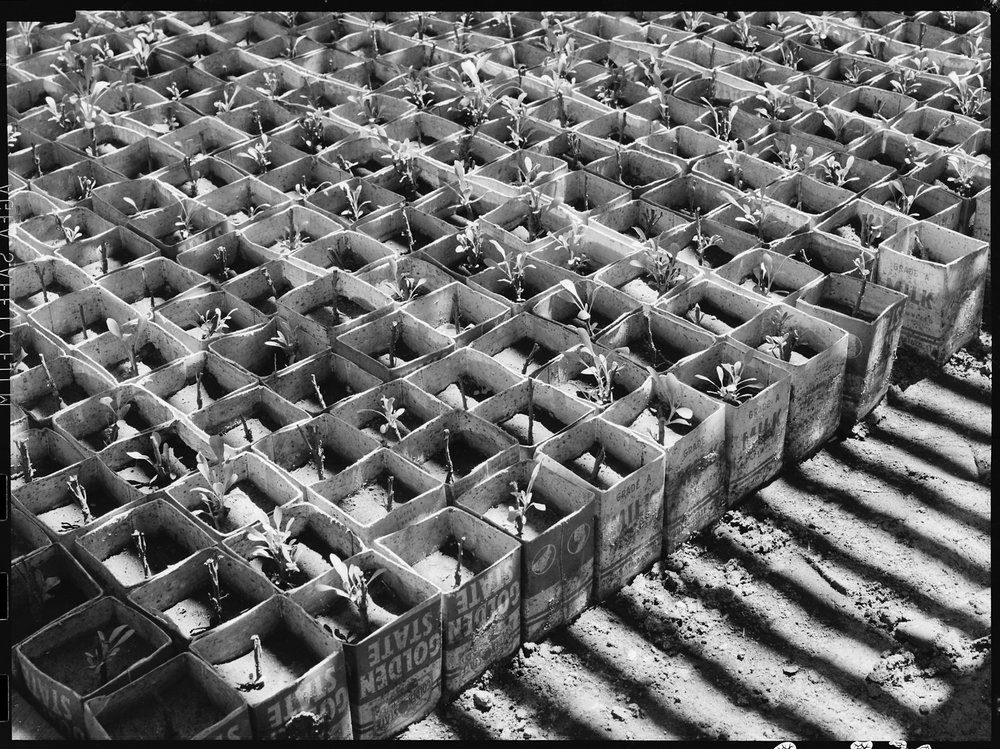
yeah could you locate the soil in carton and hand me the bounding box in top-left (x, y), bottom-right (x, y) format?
top-left (625, 334), bottom-right (684, 372)
top-left (104, 532), bottom-right (192, 586)
top-left (218, 625), bottom-right (316, 700)
top-left (109, 343), bottom-right (168, 382)
top-left (562, 372), bottom-right (631, 404)
top-left (33, 626), bottom-right (156, 696)
top-left (492, 338), bottom-right (557, 375)
top-left (314, 577), bottom-right (406, 642)
top-left (435, 376), bottom-right (497, 410)
top-left (566, 444), bottom-right (633, 490)
top-left (676, 242), bottom-right (731, 269)
top-left (498, 405), bottom-right (567, 445)
top-left (620, 275), bottom-right (681, 306)
top-left (217, 479), bottom-right (281, 532)
top-left (411, 536), bottom-right (489, 591)
top-left (80, 408), bottom-right (153, 451)
top-left (333, 471), bottom-right (420, 527)
top-left (628, 405), bottom-right (697, 448)
top-left (131, 286), bottom-right (179, 317)
top-left (285, 528), bottom-right (335, 580)
top-left (103, 675), bottom-right (229, 740)
top-left (381, 225), bottom-right (436, 254)
top-left (25, 380), bottom-right (89, 419)
top-left (35, 479), bottom-right (123, 534)
top-left (305, 296), bottom-right (369, 328)
top-left (216, 406), bottom-right (283, 449)
top-left (819, 293), bottom-right (879, 323)
top-left (246, 279), bottom-right (292, 315)
top-left (163, 582), bottom-right (256, 637)
top-left (482, 492), bottom-right (566, 542)
top-left (294, 375), bottom-right (357, 413)
top-left (358, 407), bottom-right (425, 444)
top-left (12, 575), bottom-right (89, 644)
top-left (63, 318), bottom-right (110, 346)
top-left (372, 339), bottom-right (421, 370)
top-left (420, 434), bottom-right (486, 483)
top-left (17, 280), bottom-right (73, 310)
top-left (287, 450), bottom-right (353, 486)
top-left (167, 370), bottom-right (228, 413)
top-left (207, 255), bottom-right (257, 285)
top-left (685, 299), bottom-right (746, 333)
top-left (754, 339), bottom-right (818, 366)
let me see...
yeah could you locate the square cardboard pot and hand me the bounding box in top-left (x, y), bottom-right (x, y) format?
top-left (82, 653), bottom-right (253, 740)
top-left (602, 373), bottom-right (728, 553)
top-left (27, 285), bottom-right (136, 351)
top-left (189, 596), bottom-right (353, 739)
top-left (327, 378), bottom-right (450, 447)
top-left (468, 311), bottom-right (584, 377)
top-left (51, 384), bottom-right (178, 453)
top-left (289, 549), bottom-right (442, 740)
top-left (189, 386), bottom-right (311, 451)
top-left (597, 307), bottom-right (716, 373)
top-left (208, 317), bottom-right (326, 379)
top-left (277, 267), bottom-right (394, 342)
top-left (135, 350), bottom-right (256, 416)
top-left (732, 305), bottom-right (849, 461)
top-left (715, 247), bottom-right (826, 304)
top-left (220, 257), bottom-right (321, 317)
top-left (176, 229), bottom-right (280, 286)
top-left (13, 353), bottom-right (117, 427)
top-left (73, 316), bottom-right (191, 384)
top-left (267, 349), bottom-right (383, 416)
top-left (658, 276), bottom-right (775, 338)
top-left (306, 448), bottom-right (446, 547)
top-left (97, 419), bottom-right (209, 499)
top-left (528, 278), bottom-right (640, 340)
top-left (155, 288), bottom-right (268, 352)
top-left (73, 499), bottom-right (216, 596)
top-left (287, 229), bottom-right (395, 274)
top-left (374, 507), bottom-right (521, 697)
top-left (454, 461), bottom-right (596, 641)
top-left (406, 347), bottom-right (526, 413)
top-left (670, 339), bottom-right (792, 503)
top-left (335, 309), bottom-right (455, 381)
top-left (97, 256), bottom-right (212, 316)
top-left (10, 427), bottom-right (87, 493)
top-left (537, 418), bottom-right (665, 600)
top-left (402, 282), bottom-right (511, 348)
top-left (16, 596), bottom-right (173, 739)
top-left (54, 227), bottom-right (161, 281)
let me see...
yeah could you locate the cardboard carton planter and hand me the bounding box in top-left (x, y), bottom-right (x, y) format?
top-left (209, 318), bottom-right (325, 379)
top-left (789, 108), bottom-right (876, 152)
top-left (14, 456), bottom-right (142, 544)
top-left (289, 549), bottom-right (442, 740)
top-left (288, 230), bottom-right (394, 274)
top-left (597, 307), bottom-right (716, 373)
top-left (10, 323), bottom-right (67, 381)
top-left (216, 132), bottom-right (309, 177)
top-left (190, 386), bottom-right (311, 450)
top-left (10, 427), bottom-right (87, 493)
top-left (336, 309), bottom-right (455, 381)
top-left (97, 256), bottom-right (211, 316)
top-left (452, 460), bottom-right (594, 641)
top-left (239, 203), bottom-right (342, 254)
top-left (602, 372), bottom-right (727, 552)
top-left (10, 140), bottom-right (84, 182)
top-left (539, 170), bottom-right (631, 218)
top-left (268, 349), bottom-right (382, 417)
top-left (90, 177), bottom-right (183, 226)
top-left (74, 499), bottom-right (216, 595)
top-left (396, 410), bottom-right (521, 498)
top-left (769, 229), bottom-right (874, 276)
top-left (12, 500), bottom-right (53, 564)
top-left (892, 106), bottom-right (981, 150)
top-left (220, 258), bottom-right (320, 317)
top-left (223, 503), bottom-right (363, 593)
top-left (764, 172), bottom-right (855, 219)
top-left (97, 136), bottom-right (188, 181)
top-left (83, 652), bottom-right (253, 739)
top-left (56, 228), bottom-right (161, 284)
top-left (189, 596), bottom-right (354, 739)
top-left (671, 340), bottom-right (792, 503)
top-left (13, 353), bottom-right (116, 426)
top-left (52, 384), bottom-right (176, 452)
top-left (118, 99), bottom-right (203, 138)
top-left (354, 203), bottom-right (455, 254)
top-left (692, 147), bottom-right (787, 195)
top-left (732, 306), bottom-right (849, 461)
top-left (537, 129), bottom-right (616, 173)
top-left (308, 448), bottom-right (446, 545)
top-left (153, 155), bottom-right (247, 201)
top-left (642, 174), bottom-right (743, 225)
top-left (306, 177), bottom-right (407, 227)
top-left (254, 414), bottom-right (381, 490)
top-left (716, 247), bottom-right (826, 305)
top-left (375, 507), bottom-right (521, 696)
top-left (11, 545), bottom-right (103, 648)
top-left (99, 420), bottom-right (207, 497)
top-left (861, 178), bottom-right (964, 230)
top-left (12, 257), bottom-right (92, 313)
top-left (635, 125), bottom-right (730, 170)
top-left (55, 121), bottom-right (148, 161)
top-left (876, 222), bottom-right (988, 362)
top-left (127, 548), bottom-right (275, 644)
top-left (594, 242), bottom-right (702, 306)
top-left (267, 110), bottom-right (354, 158)
top-left (29, 160), bottom-right (122, 210)
top-left (402, 282), bottom-right (510, 347)
top-left (195, 176), bottom-right (292, 233)
top-left (815, 200), bottom-right (915, 253)
top-left (537, 418), bottom-right (664, 599)
top-left (329, 378), bottom-right (450, 447)
top-left (16, 596), bottom-right (173, 739)
top-left (469, 311), bottom-right (583, 377)
top-left (659, 277), bottom-right (774, 338)
top-left (278, 267), bottom-right (393, 342)
top-left (126, 199), bottom-right (228, 256)
top-left (76, 318), bottom-right (192, 384)
top-left (155, 289), bottom-right (267, 352)
top-left (407, 347), bottom-right (525, 412)
top-left (176, 230), bottom-right (278, 286)
top-left (530, 278), bottom-right (639, 339)
top-left (18, 206), bottom-right (116, 256)
top-left (360, 253), bottom-right (462, 304)
top-left (254, 153), bottom-right (349, 203)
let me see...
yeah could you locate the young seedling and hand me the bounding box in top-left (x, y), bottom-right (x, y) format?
top-left (126, 431), bottom-right (177, 488)
top-left (237, 634), bottom-right (265, 691)
top-left (17, 440), bottom-right (34, 482)
top-left (106, 317), bottom-right (148, 377)
top-left (691, 210), bottom-right (725, 266)
top-left (65, 474), bottom-right (94, 528)
top-left (240, 416), bottom-right (254, 443)
top-left (296, 424), bottom-right (325, 481)
top-left (851, 249), bottom-right (874, 319)
top-left (722, 190), bottom-right (768, 242)
top-left (85, 625), bottom-right (135, 687)
top-left (574, 328), bottom-right (622, 405)
top-left (631, 230), bottom-right (683, 296)
top-left (171, 203), bottom-right (196, 244)
top-left (56, 216), bottom-right (84, 244)
top-left (704, 103), bottom-right (738, 141)
top-left (945, 72), bottom-right (987, 119)
top-left (526, 377), bottom-right (536, 443)
top-left (884, 179), bottom-right (933, 217)
top-left (487, 247), bottom-right (535, 303)
top-left (196, 308), bottom-right (235, 340)
top-left (325, 554), bottom-right (385, 640)
top-left (762, 310), bottom-right (800, 362)
top-left (388, 319), bottom-right (402, 368)
top-left (349, 86), bottom-right (382, 125)
top-left (265, 320), bottom-right (299, 372)
top-left (132, 529), bottom-right (151, 579)
top-left (31, 263), bottom-right (50, 303)
top-left (588, 445), bottom-right (607, 486)
top-left (101, 392), bottom-right (133, 445)
top-left (192, 438), bottom-right (237, 530)
top-left (247, 506), bottom-right (301, 589)
top-left (450, 162), bottom-right (484, 220)
top-left (452, 535), bottom-right (468, 588)
top-left (77, 174), bottom-right (97, 201)
top-left (37, 354), bottom-right (66, 410)
top-left (858, 212), bottom-right (882, 249)
top-left (650, 374), bottom-right (694, 445)
top-left (753, 84), bottom-right (794, 122)
top-left (558, 280), bottom-right (598, 336)
top-left (507, 463), bottom-right (545, 538)
top-left (695, 360), bottom-right (760, 405)
top-left (340, 182), bottom-right (371, 222)
top-left (214, 84), bottom-right (241, 114)
top-left (522, 342), bottom-right (541, 376)
top-left (240, 134), bottom-right (272, 173)
top-left (441, 427), bottom-right (456, 484)
top-left (455, 224), bottom-right (490, 275)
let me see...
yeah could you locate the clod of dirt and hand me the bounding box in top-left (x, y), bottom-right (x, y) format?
top-left (472, 691), bottom-right (493, 712)
top-left (782, 664), bottom-right (800, 676)
top-left (611, 707), bottom-right (626, 721)
top-left (521, 642), bottom-right (538, 657)
top-left (970, 445), bottom-right (991, 486)
top-left (894, 617), bottom-right (961, 655)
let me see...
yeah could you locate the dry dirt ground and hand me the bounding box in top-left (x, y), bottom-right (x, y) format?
top-left (401, 325), bottom-right (992, 743)
top-left (12, 326), bottom-right (991, 743)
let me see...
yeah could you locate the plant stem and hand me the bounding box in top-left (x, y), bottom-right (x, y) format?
top-left (195, 371), bottom-right (203, 409)
top-left (251, 634), bottom-right (263, 685)
top-left (310, 374), bottom-right (327, 410)
top-left (385, 474), bottom-right (394, 512)
top-left (133, 529), bottom-right (151, 578)
top-left (526, 377), bottom-right (535, 444)
top-left (79, 304), bottom-right (89, 339)
top-left (443, 428), bottom-right (454, 484)
top-left (522, 342), bottom-right (540, 375)
top-left (330, 270), bottom-right (340, 327)
top-left (18, 440), bottom-right (33, 481)
top-left (657, 402), bottom-right (666, 445)
top-left (388, 320), bottom-right (400, 369)
top-left (457, 378), bottom-right (468, 410)
top-left (851, 271), bottom-right (868, 319)
top-left (33, 264), bottom-right (48, 302)
top-left (240, 415), bottom-right (254, 444)
top-left (39, 354), bottom-right (65, 408)
top-left (452, 292), bottom-right (462, 335)
top-left (589, 445), bottom-right (606, 486)
top-left (453, 535), bottom-right (466, 589)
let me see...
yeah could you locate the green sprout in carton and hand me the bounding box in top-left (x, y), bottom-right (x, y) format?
top-left (247, 506), bottom-right (301, 590)
top-left (508, 463), bottom-right (546, 538)
top-left (86, 624), bottom-right (135, 686)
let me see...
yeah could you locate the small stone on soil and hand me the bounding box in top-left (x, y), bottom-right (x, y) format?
top-left (472, 691), bottom-right (492, 712)
top-left (782, 664), bottom-right (799, 676)
top-left (611, 707), bottom-right (626, 721)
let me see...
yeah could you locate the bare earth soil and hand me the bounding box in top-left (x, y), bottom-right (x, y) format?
top-left (400, 327), bottom-right (992, 742)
